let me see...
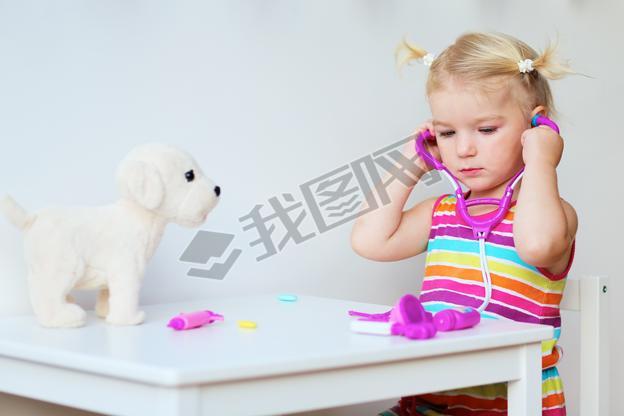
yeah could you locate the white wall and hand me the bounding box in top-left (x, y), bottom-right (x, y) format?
top-left (0, 1), bottom-right (620, 415)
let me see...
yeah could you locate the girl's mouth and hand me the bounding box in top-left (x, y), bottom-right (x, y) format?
top-left (460, 168), bottom-right (483, 176)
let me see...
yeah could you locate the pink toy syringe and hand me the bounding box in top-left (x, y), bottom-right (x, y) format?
top-left (167, 310), bottom-right (224, 331)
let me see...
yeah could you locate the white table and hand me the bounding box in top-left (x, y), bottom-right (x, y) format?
top-left (0, 295), bottom-right (552, 416)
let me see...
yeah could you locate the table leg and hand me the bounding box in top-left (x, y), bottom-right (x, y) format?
top-left (159, 386), bottom-right (201, 416)
top-left (507, 343), bottom-right (542, 416)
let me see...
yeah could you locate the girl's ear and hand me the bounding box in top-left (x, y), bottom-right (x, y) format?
top-left (530, 105), bottom-right (548, 118)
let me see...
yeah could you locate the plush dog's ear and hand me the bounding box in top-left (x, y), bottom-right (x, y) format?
top-left (117, 160), bottom-right (164, 210)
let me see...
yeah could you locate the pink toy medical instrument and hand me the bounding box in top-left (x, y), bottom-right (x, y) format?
top-left (167, 310), bottom-right (224, 331)
top-left (415, 114), bottom-right (561, 311)
top-left (433, 307), bottom-right (481, 332)
top-left (349, 294), bottom-right (480, 339)
top-left (349, 294), bottom-right (438, 340)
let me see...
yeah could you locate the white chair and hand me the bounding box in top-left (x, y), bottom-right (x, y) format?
top-left (560, 276), bottom-right (610, 416)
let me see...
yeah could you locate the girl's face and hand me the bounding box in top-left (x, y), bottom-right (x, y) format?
top-left (428, 78), bottom-right (537, 198)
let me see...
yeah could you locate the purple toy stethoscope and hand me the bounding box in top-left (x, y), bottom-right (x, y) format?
top-left (415, 114), bottom-right (561, 311)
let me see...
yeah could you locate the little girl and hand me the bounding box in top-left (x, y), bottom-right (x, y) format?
top-left (351, 32), bottom-right (577, 416)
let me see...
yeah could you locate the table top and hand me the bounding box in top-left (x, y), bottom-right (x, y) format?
top-left (0, 294), bottom-right (553, 387)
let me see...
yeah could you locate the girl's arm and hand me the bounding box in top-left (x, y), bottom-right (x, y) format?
top-left (351, 123), bottom-right (440, 262)
top-left (514, 126), bottom-right (578, 271)
top-left (351, 185), bottom-right (439, 262)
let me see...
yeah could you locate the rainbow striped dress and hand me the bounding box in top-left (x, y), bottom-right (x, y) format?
top-left (380, 194), bottom-right (575, 416)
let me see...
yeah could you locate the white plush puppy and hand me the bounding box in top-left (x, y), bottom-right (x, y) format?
top-left (1, 144), bottom-right (220, 328)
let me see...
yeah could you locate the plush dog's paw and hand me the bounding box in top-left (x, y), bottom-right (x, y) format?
top-left (106, 310), bottom-right (145, 326)
top-left (37, 304), bottom-right (87, 328)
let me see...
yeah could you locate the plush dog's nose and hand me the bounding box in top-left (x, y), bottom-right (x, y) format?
top-left (214, 186), bottom-right (221, 197)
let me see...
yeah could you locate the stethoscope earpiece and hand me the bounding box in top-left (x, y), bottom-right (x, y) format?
top-left (531, 114), bottom-right (560, 134)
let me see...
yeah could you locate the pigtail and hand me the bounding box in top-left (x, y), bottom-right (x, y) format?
top-left (532, 38), bottom-right (575, 80)
top-left (395, 37), bottom-right (431, 71)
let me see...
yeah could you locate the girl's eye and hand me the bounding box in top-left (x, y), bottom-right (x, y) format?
top-left (479, 127), bottom-right (498, 134)
top-left (439, 130), bottom-right (455, 137)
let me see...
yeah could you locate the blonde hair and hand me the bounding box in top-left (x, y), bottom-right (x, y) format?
top-left (396, 32), bottom-right (574, 117)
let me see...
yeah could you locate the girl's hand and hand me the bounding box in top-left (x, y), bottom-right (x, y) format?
top-left (520, 125), bottom-right (564, 168)
top-left (408, 120), bottom-right (440, 173)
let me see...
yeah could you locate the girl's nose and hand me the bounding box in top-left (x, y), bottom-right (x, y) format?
top-left (456, 134), bottom-right (477, 158)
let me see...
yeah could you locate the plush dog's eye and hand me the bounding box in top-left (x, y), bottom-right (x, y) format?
top-left (185, 170), bottom-right (195, 182)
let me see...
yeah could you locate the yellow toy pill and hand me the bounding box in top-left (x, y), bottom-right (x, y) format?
top-left (237, 320), bottom-right (257, 329)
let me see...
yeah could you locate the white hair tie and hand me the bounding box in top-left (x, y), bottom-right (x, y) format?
top-left (422, 53), bottom-right (435, 67)
top-left (518, 58), bottom-right (534, 74)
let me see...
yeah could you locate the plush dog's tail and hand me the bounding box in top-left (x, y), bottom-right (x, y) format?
top-left (0, 195), bottom-right (35, 231)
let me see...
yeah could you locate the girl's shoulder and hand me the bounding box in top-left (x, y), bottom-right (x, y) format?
top-left (433, 193), bottom-right (456, 209)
